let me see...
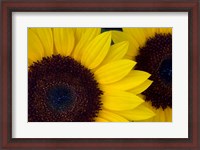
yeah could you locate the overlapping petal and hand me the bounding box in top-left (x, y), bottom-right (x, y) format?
top-left (100, 41), bottom-right (128, 65)
top-left (97, 110), bottom-right (129, 122)
top-left (81, 31), bottom-right (111, 69)
top-left (102, 90), bottom-right (144, 111)
top-left (112, 104), bottom-right (155, 121)
top-left (53, 28), bottom-right (75, 56)
top-left (28, 29), bottom-right (44, 64)
top-left (73, 28), bottom-right (101, 61)
top-left (101, 70), bottom-right (150, 91)
top-left (112, 31), bottom-right (139, 58)
top-left (31, 28), bottom-right (53, 57)
top-left (95, 60), bottom-right (136, 84)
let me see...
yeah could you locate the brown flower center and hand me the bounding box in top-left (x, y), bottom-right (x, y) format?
top-left (135, 33), bottom-right (172, 109)
top-left (28, 55), bottom-right (102, 122)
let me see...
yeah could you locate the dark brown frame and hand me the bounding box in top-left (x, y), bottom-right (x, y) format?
top-left (1, 0), bottom-right (199, 149)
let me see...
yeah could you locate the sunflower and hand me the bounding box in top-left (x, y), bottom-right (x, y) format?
top-left (28, 28), bottom-right (155, 122)
top-left (112, 28), bottom-right (172, 122)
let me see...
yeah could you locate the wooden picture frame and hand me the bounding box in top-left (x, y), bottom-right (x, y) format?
top-left (1, 0), bottom-right (199, 149)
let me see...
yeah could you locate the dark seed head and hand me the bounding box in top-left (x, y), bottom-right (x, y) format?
top-left (159, 58), bottom-right (172, 84)
top-left (28, 55), bottom-right (103, 122)
top-left (135, 33), bottom-right (172, 110)
top-left (47, 85), bottom-right (75, 111)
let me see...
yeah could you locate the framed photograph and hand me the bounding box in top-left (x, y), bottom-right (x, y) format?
top-left (1, 0), bottom-right (199, 149)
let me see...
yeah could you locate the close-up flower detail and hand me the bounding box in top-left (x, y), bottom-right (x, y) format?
top-left (28, 28), bottom-right (155, 122)
top-left (112, 28), bottom-right (172, 122)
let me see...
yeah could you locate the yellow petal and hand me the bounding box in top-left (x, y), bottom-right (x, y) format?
top-left (137, 94), bottom-right (146, 99)
top-left (73, 28), bottom-right (101, 61)
top-left (112, 31), bottom-right (139, 58)
top-left (100, 41), bottom-right (128, 65)
top-left (28, 29), bottom-right (44, 63)
top-left (159, 28), bottom-right (172, 34)
top-left (95, 60), bottom-right (136, 84)
top-left (151, 108), bottom-right (163, 122)
top-left (95, 117), bottom-right (108, 122)
top-left (102, 70), bottom-right (151, 91)
top-left (159, 109), bottom-right (166, 122)
top-left (112, 104), bottom-right (155, 121)
top-left (165, 107), bottom-right (172, 122)
top-left (144, 28), bottom-right (157, 38)
top-left (124, 55), bottom-right (133, 60)
top-left (123, 28), bottom-right (147, 47)
top-left (129, 80), bottom-right (153, 94)
top-left (28, 59), bottom-right (34, 67)
top-left (98, 110), bottom-right (128, 122)
top-left (102, 90), bottom-right (144, 111)
top-left (53, 28), bottom-right (75, 56)
top-left (74, 28), bottom-right (87, 43)
top-left (82, 28), bottom-right (101, 42)
top-left (31, 28), bottom-right (53, 57)
top-left (81, 31), bottom-right (111, 69)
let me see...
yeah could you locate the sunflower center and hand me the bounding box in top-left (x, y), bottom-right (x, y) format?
top-left (47, 86), bottom-right (74, 111)
top-left (135, 33), bottom-right (172, 109)
top-left (28, 55), bottom-right (103, 122)
top-left (159, 58), bottom-right (172, 83)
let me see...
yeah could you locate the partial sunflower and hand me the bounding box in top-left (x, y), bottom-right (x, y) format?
top-left (28, 28), bottom-right (155, 122)
top-left (112, 28), bottom-right (172, 122)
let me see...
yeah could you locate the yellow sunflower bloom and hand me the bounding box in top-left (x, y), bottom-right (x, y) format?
top-left (28, 28), bottom-right (155, 122)
top-left (112, 28), bottom-right (172, 122)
